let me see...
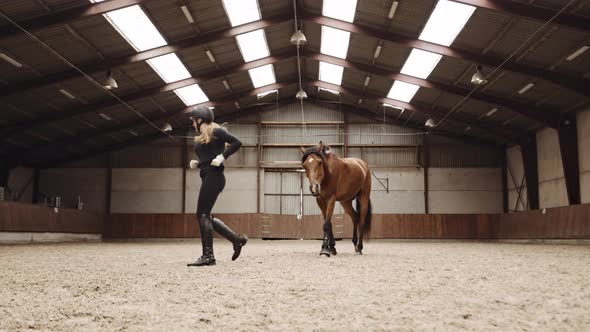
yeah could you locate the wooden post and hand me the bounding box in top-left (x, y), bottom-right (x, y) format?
top-left (257, 110), bottom-right (262, 214)
top-left (33, 168), bottom-right (40, 204)
top-left (343, 112), bottom-right (348, 158)
top-left (181, 130), bottom-right (188, 213)
top-left (423, 134), bottom-right (430, 214)
top-left (557, 116), bottom-right (581, 205)
top-left (501, 146), bottom-right (509, 213)
top-left (106, 153), bottom-right (112, 214)
top-left (520, 137), bottom-right (539, 210)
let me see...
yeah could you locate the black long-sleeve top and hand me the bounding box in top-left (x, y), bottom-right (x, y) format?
top-left (194, 128), bottom-right (242, 174)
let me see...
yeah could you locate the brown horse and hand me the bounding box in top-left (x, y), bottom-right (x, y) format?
top-left (300, 142), bottom-right (372, 256)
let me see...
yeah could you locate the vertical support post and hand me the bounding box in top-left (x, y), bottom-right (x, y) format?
top-left (33, 168), bottom-right (40, 204)
top-left (520, 137), bottom-right (539, 210)
top-left (343, 112), bottom-right (348, 158)
top-left (501, 146), bottom-right (509, 213)
top-left (181, 130), bottom-right (188, 213)
top-left (557, 116), bottom-right (581, 205)
top-left (423, 134), bottom-right (430, 214)
top-left (106, 152), bottom-right (112, 214)
top-left (256, 110), bottom-right (262, 214)
top-left (0, 164), bottom-right (9, 187)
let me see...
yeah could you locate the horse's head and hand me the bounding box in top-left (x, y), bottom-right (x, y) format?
top-left (300, 141), bottom-right (327, 196)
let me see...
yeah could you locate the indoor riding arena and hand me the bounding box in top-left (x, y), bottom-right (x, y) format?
top-left (1, 0), bottom-right (589, 331)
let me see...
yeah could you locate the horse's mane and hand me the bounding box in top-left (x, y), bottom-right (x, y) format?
top-left (301, 144), bottom-right (331, 164)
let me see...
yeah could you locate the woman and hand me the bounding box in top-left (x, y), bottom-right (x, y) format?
top-left (187, 105), bottom-right (248, 267)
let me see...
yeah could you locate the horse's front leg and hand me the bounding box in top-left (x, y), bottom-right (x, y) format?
top-left (320, 196), bottom-right (337, 257)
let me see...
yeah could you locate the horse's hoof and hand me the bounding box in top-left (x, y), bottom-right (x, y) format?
top-left (320, 248), bottom-right (332, 257)
top-left (355, 251), bottom-right (363, 255)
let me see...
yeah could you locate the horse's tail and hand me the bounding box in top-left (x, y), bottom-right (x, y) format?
top-left (355, 197), bottom-right (372, 240)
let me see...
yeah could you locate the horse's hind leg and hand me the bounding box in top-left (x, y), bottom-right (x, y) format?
top-left (356, 194), bottom-right (370, 255)
top-left (341, 200), bottom-right (358, 248)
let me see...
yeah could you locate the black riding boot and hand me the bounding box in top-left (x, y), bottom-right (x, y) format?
top-left (211, 217), bottom-right (248, 261)
top-left (188, 214), bottom-right (216, 266)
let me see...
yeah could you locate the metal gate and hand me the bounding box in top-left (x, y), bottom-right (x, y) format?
top-left (261, 169), bottom-right (344, 239)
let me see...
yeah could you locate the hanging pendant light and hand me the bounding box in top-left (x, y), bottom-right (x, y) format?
top-left (103, 69), bottom-right (118, 90)
top-left (296, 89), bottom-right (308, 99)
top-left (471, 65), bottom-right (488, 85)
top-left (162, 123), bottom-right (173, 132)
top-left (425, 118), bottom-right (436, 128)
top-left (290, 30), bottom-right (307, 46)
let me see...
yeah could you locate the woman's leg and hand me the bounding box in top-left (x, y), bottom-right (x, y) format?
top-left (211, 217), bottom-right (248, 261)
top-left (203, 172), bottom-right (248, 260)
top-left (188, 172), bottom-right (225, 267)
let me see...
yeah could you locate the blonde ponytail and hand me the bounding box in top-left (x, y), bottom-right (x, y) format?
top-left (195, 122), bottom-right (225, 144)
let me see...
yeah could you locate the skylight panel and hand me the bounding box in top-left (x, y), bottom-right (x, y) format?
top-left (222, 0), bottom-right (261, 27)
top-left (248, 64), bottom-right (276, 88)
top-left (175, 84), bottom-right (209, 106)
top-left (319, 61), bottom-right (344, 86)
top-left (419, 0), bottom-right (476, 46)
top-left (322, 0), bottom-right (357, 23)
top-left (100, 5), bottom-right (167, 51)
top-left (383, 103), bottom-right (405, 112)
top-left (387, 81), bottom-right (420, 103)
top-left (320, 26), bottom-right (351, 59)
top-left (400, 49), bottom-right (442, 79)
top-left (257, 89), bottom-right (278, 99)
top-left (147, 53), bottom-right (192, 83)
top-left (319, 87), bottom-right (340, 95)
top-left (236, 30), bottom-right (270, 62)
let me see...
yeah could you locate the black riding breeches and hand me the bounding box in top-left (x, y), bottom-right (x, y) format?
top-left (196, 170), bottom-right (226, 215)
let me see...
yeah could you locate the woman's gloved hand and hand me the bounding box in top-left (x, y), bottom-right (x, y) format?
top-left (211, 154), bottom-right (225, 167)
top-left (189, 160), bottom-right (199, 169)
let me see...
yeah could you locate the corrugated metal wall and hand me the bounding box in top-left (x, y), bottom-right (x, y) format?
top-left (428, 143), bottom-right (503, 168)
top-left (111, 146), bottom-right (182, 168)
top-left (262, 147), bottom-right (344, 165)
top-left (261, 102), bottom-right (343, 122)
top-left (42, 102), bottom-right (504, 215)
top-left (348, 147), bottom-right (419, 168)
top-left (347, 123), bottom-right (422, 145)
top-left (262, 124), bottom-right (342, 144)
top-left (225, 124), bottom-right (257, 145)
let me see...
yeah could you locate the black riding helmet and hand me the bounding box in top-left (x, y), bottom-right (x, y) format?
top-left (190, 105), bottom-right (214, 132)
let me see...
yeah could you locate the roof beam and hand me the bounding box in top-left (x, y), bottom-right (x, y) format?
top-left (189, 95), bottom-right (501, 147)
top-left (306, 51), bottom-right (561, 128)
top-left (310, 80), bottom-right (525, 144)
top-left (304, 13), bottom-right (589, 96)
top-left (35, 94), bottom-right (502, 168)
top-left (37, 131), bottom-right (168, 169)
top-left (20, 78), bottom-right (508, 166)
top-left (2, 49), bottom-right (562, 139)
top-left (0, 51), bottom-right (295, 138)
top-left (33, 101), bottom-right (293, 168)
top-left (452, 0), bottom-right (590, 32)
top-left (8, 82), bottom-right (298, 162)
top-left (0, 14), bottom-right (292, 97)
top-left (0, 0), bottom-right (150, 39)
top-left (5, 69), bottom-right (520, 158)
top-left (4, 12), bottom-right (587, 100)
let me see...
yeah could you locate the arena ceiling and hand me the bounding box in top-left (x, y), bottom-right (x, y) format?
top-left (0, 0), bottom-right (589, 167)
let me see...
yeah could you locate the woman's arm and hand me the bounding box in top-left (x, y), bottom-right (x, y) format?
top-left (214, 128), bottom-right (242, 159)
